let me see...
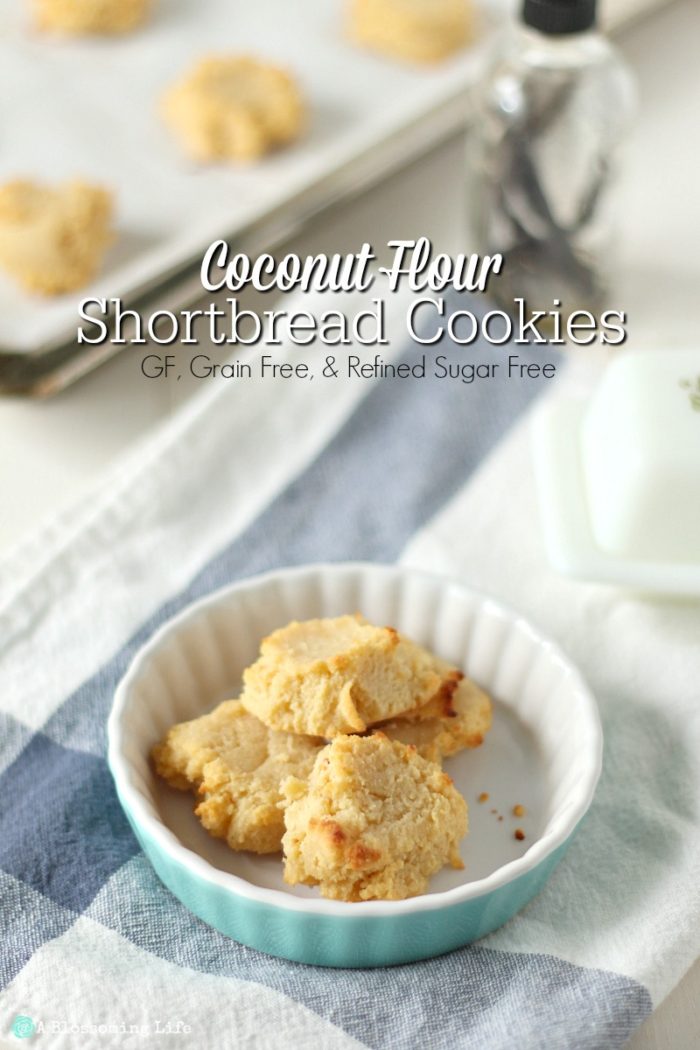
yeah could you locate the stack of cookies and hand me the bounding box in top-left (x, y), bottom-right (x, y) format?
top-left (152, 614), bottom-right (491, 901)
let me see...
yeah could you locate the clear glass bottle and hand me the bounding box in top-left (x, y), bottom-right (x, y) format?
top-left (468, 0), bottom-right (636, 317)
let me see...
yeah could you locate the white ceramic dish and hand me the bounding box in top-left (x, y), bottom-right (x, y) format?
top-left (108, 562), bottom-right (602, 967)
top-left (532, 399), bottom-right (700, 595)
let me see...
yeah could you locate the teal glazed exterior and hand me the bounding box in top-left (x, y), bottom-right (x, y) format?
top-left (114, 778), bottom-right (576, 968)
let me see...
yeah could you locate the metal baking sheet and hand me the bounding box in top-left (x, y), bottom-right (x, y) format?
top-left (0, 0), bottom-right (671, 394)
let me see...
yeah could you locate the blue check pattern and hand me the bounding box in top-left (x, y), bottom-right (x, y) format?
top-left (0, 297), bottom-right (652, 1049)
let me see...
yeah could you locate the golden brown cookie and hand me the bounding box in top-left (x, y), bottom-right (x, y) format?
top-left (381, 674), bottom-right (492, 762)
top-left (0, 179), bottom-right (113, 295)
top-left (349, 0), bottom-right (473, 63)
top-left (240, 614), bottom-right (457, 738)
top-left (162, 56), bottom-right (305, 163)
top-left (34, 0), bottom-right (151, 34)
top-left (282, 734), bottom-right (467, 900)
top-left (152, 699), bottom-right (324, 854)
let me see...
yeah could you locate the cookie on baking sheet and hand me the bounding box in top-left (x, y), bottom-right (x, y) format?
top-left (282, 734), bottom-right (467, 901)
top-left (162, 56), bottom-right (305, 163)
top-left (34, 0), bottom-right (151, 34)
top-left (0, 179), bottom-right (113, 295)
top-left (152, 699), bottom-right (324, 855)
top-left (240, 614), bottom-right (458, 738)
top-left (382, 674), bottom-right (492, 762)
top-left (349, 0), bottom-right (472, 63)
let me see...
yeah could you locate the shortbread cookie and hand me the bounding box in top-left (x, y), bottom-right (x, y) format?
top-left (282, 734), bottom-right (467, 901)
top-left (152, 699), bottom-right (324, 854)
top-left (401, 661), bottom-right (463, 721)
top-left (381, 675), bottom-right (492, 762)
top-left (349, 0), bottom-right (472, 63)
top-left (0, 180), bottom-right (113, 295)
top-left (162, 56), bottom-right (305, 162)
top-left (240, 614), bottom-right (456, 738)
top-left (34, 0), bottom-right (150, 34)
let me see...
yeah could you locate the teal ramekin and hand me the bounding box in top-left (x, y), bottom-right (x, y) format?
top-left (108, 563), bottom-right (602, 967)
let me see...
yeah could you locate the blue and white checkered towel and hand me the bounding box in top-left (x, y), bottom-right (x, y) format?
top-left (1, 288), bottom-right (698, 1049)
